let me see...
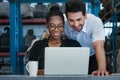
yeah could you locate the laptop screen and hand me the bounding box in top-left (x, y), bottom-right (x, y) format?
top-left (44, 47), bottom-right (90, 75)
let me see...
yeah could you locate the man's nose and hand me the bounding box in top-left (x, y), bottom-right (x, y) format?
top-left (74, 21), bottom-right (79, 27)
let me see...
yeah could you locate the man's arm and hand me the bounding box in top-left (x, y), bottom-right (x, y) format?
top-left (92, 40), bottom-right (109, 76)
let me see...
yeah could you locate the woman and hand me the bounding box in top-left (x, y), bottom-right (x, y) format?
top-left (28, 6), bottom-right (81, 75)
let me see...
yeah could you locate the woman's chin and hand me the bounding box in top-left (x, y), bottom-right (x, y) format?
top-left (53, 36), bottom-right (61, 40)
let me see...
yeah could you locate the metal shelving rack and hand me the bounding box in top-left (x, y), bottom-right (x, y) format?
top-left (103, 1), bottom-right (120, 73)
top-left (8, 0), bottom-right (100, 74)
top-left (9, 0), bottom-right (68, 75)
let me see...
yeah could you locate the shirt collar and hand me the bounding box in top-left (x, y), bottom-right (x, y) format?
top-left (81, 20), bottom-right (87, 33)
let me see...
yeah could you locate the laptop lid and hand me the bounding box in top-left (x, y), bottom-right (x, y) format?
top-left (44, 47), bottom-right (90, 75)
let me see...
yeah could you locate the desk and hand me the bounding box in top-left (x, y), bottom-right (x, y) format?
top-left (0, 75), bottom-right (120, 80)
top-left (0, 52), bottom-right (25, 74)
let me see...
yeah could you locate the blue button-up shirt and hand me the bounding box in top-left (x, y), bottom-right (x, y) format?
top-left (64, 14), bottom-right (105, 56)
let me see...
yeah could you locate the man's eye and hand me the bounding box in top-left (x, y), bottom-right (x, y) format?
top-left (69, 20), bottom-right (74, 22)
top-left (77, 19), bottom-right (81, 21)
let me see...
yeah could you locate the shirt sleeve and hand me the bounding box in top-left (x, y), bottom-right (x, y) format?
top-left (29, 41), bottom-right (40, 61)
top-left (91, 17), bottom-right (105, 42)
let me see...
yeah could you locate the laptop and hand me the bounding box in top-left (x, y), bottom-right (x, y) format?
top-left (44, 47), bottom-right (90, 75)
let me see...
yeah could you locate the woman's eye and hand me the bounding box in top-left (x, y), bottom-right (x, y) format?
top-left (50, 26), bottom-right (55, 28)
top-left (58, 26), bottom-right (62, 28)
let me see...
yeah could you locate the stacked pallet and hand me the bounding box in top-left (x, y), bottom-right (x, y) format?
top-left (99, 0), bottom-right (114, 22)
top-left (0, 2), bottom-right (33, 19)
top-left (0, 2), bottom-right (9, 19)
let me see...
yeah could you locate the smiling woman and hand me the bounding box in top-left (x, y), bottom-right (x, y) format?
top-left (27, 5), bottom-right (81, 75)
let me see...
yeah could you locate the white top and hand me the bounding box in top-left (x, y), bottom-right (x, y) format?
top-left (64, 14), bottom-right (105, 56)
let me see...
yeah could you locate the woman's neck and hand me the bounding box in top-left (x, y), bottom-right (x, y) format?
top-left (48, 38), bottom-right (62, 47)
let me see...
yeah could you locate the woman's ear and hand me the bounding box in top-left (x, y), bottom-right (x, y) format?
top-left (45, 23), bottom-right (49, 29)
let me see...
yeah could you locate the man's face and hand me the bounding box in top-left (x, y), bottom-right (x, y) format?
top-left (67, 11), bottom-right (86, 32)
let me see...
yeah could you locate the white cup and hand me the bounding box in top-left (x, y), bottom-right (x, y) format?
top-left (26, 61), bottom-right (38, 76)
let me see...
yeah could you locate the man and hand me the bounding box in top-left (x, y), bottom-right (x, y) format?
top-left (64, 0), bottom-right (109, 76)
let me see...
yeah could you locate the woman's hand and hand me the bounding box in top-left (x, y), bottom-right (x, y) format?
top-left (37, 69), bottom-right (44, 75)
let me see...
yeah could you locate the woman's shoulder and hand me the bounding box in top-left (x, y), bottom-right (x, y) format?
top-left (33, 38), bottom-right (48, 46)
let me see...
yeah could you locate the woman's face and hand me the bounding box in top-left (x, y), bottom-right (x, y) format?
top-left (47, 16), bottom-right (64, 40)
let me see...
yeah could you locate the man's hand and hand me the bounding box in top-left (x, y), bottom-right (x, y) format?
top-left (92, 70), bottom-right (109, 76)
top-left (93, 40), bottom-right (109, 76)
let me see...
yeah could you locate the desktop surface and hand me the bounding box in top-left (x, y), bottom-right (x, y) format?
top-left (0, 75), bottom-right (120, 80)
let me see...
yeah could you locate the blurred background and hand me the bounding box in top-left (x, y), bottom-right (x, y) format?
top-left (0, 0), bottom-right (120, 75)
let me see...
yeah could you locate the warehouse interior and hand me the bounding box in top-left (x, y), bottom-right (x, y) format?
top-left (0, 0), bottom-right (120, 75)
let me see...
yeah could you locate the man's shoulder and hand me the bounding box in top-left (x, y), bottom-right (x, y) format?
top-left (86, 13), bottom-right (101, 21)
top-left (85, 13), bottom-right (103, 28)
top-left (87, 13), bottom-right (97, 18)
